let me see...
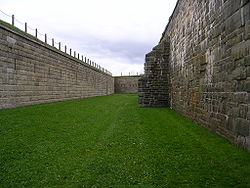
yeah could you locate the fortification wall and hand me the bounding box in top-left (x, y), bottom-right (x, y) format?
top-left (114, 76), bottom-right (141, 93)
top-left (166, 0), bottom-right (250, 151)
top-left (140, 0), bottom-right (250, 151)
top-left (0, 24), bottom-right (114, 109)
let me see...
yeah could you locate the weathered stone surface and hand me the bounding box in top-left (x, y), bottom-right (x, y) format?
top-left (246, 137), bottom-right (250, 152)
top-left (236, 118), bottom-right (250, 136)
top-left (140, 0), bottom-right (250, 152)
top-left (114, 76), bottom-right (141, 93)
top-left (237, 135), bottom-right (250, 152)
top-left (0, 24), bottom-right (114, 109)
top-left (138, 40), bottom-right (170, 107)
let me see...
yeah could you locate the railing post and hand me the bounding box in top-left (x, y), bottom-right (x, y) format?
top-left (74, 51), bottom-right (76, 57)
top-left (85, 57), bottom-right (86, 63)
top-left (52, 38), bottom-right (54, 47)
top-left (25, 22), bottom-right (27, 33)
top-left (82, 55), bottom-right (83, 61)
top-left (12, 15), bottom-right (14, 26)
top-left (35, 29), bottom-right (38, 38)
top-left (45, 34), bottom-right (47, 43)
top-left (78, 53), bottom-right (79, 59)
top-left (70, 49), bottom-right (72, 56)
top-left (59, 42), bottom-right (61, 50)
top-left (65, 45), bottom-right (67, 53)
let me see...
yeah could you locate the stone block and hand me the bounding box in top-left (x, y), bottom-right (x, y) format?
top-left (223, 0), bottom-right (241, 18)
top-left (231, 67), bottom-right (247, 80)
top-left (245, 55), bottom-right (250, 66)
top-left (227, 116), bottom-right (239, 132)
top-left (231, 40), bottom-right (250, 61)
top-left (239, 104), bottom-right (249, 118)
top-left (243, 2), bottom-right (250, 22)
top-left (245, 21), bottom-right (250, 40)
top-left (237, 118), bottom-right (250, 136)
top-left (246, 137), bottom-right (250, 152)
top-left (246, 66), bottom-right (250, 77)
top-left (242, 80), bottom-right (250, 92)
top-left (224, 9), bottom-right (243, 35)
top-left (247, 105), bottom-right (250, 120)
top-left (236, 135), bottom-right (246, 148)
top-left (237, 135), bottom-right (250, 152)
top-left (241, 0), bottom-right (249, 6)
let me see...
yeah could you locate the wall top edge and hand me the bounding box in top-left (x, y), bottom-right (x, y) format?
top-left (0, 22), bottom-right (112, 77)
top-left (113, 76), bottom-right (143, 78)
top-left (159, 0), bottom-right (181, 43)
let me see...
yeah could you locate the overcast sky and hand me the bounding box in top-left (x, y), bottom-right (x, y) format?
top-left (0, 0), bottom-right (177, 76)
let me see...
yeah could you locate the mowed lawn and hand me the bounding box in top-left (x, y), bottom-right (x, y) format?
top-left (0, 94), bottom-right (250, 187)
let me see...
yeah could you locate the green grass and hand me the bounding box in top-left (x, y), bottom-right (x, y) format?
top-left (0, 94), bottom-right (249, 187)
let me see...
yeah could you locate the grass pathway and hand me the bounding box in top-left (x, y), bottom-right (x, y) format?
top-left (0, 94), bottom-right (250, 187)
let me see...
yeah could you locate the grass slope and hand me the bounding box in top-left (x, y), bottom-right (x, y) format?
top-left (0, 94), bottom-right (249, 187)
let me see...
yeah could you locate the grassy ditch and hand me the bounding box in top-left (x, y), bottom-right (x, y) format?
top-left (0, 94), bottom-right (249, 187)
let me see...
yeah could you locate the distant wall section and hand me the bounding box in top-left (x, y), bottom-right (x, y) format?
top-left (114, 76), bottom-right (141, 93)
top-left (0, 24), bottom-right (114, 109)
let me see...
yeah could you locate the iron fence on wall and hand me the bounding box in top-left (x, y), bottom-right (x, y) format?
top-left (0, 10), bottom-right (112, 76)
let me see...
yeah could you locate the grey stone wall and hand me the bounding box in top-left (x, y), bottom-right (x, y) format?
top-left (141, 0), bottom-right (250, 151)
top-left (114, 76), bottom-right (141, 93)
top-left (0, 24), bottom-right (114, 109)
top-left (138, 40), bottom-right (170, 107)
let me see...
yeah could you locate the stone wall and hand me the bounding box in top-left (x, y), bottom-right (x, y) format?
top-left (140, 0), bottom-right (250, 151)
top-left (138, 41), bottom-right (170, 107)
top-left (114, 76), bottom-right (141, 93)
top-left (0, 24), bottom-right (114, 109)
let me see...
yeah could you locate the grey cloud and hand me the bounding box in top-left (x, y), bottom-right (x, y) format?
top-left (85, 39), bottom-right (154, 63)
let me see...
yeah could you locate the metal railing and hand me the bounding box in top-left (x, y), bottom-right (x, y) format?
top-left (120, 72), bottom-right (141, 76)
top-left (0, 10), bottom-right (112, 76)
